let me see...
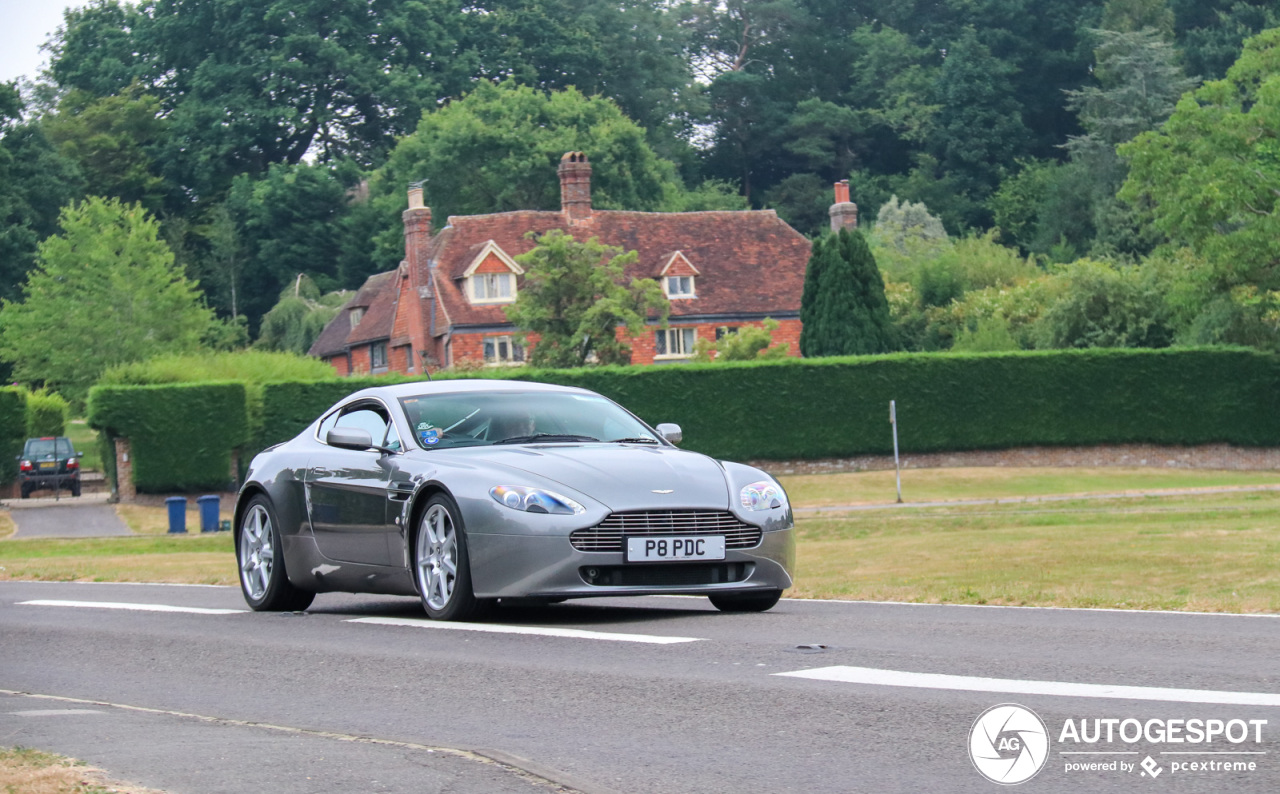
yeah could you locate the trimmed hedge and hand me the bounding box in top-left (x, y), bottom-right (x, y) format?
top-left (25, 391), bottom-right (69, 437)
top-left (88, 382), bottom-right (249, 493)
top-left (0, 388), bottom-right (26, 485)
top-left (255, 348), bottom-right (1280, 462)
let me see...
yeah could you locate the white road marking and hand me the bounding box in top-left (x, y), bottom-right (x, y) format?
top-left (774, 666), bottom-right (1280, 707)
top-left (348, 616), bottom-right (702, 644)
top-left (11, 709), bottom-right (106, 716)
top-left (784, 597), bottom-right (1280, 619)
top-left (18, 600), bottom-right (246, 615)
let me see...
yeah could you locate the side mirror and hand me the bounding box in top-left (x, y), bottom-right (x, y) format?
top-left (656, 423), bottom-right (682, 446)
top-left (327, 427), bottom-right (374, 451)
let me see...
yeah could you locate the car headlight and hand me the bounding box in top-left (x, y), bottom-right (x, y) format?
top-left (490, 485), bottom-right (586, 515)
top-left (739, 480), bottom-right (786, 511)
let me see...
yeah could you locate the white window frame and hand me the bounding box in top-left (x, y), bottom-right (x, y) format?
top-left (469, 272), bottom-right (516, 304)
top-left (664, 275), bottom-right (695, 299)
top-left (371, 341), bottom-right (388, 370)
top-left (483, 335), bottom-right (525, 366)
top-left (654, 327), bottom-right (696, 359)
top-left (349, 307), bottom-right (365, 328)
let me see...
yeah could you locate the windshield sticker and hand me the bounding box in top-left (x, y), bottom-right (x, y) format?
top-left (419, 429), bottom-right (440, 445)
top-left (416, 421), bottom-right (435, 431)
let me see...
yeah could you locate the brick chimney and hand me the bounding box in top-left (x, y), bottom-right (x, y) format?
top-left (402, 184), bottom-right (432, 366)
top-left (829, 179), bottom-right (858, 232)
top-left (558, 151), bottom-right (592, 224)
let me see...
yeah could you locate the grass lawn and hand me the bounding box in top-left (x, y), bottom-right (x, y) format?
top-left (0, 745), bottom-right (159, 794)
top-left (64, 420), bottom-right (102, 472)
top-left (780, 466), bottom-right (1280, 507)
top-left (1, 467), bottom-right (1277, 612)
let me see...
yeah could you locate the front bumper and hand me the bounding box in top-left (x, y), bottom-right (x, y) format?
top-left (467, 527), bottom-right (795, 599)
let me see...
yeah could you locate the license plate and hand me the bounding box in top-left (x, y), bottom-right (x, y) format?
top-left (625, 535), bottom-right (726, 562)
top-left (38, 462), bottom-right (56, 470)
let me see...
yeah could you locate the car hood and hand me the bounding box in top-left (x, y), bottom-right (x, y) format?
top-left (469, 444), bottom-right (730, 512)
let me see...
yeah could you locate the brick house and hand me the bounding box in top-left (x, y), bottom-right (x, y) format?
top-left (309, 153), bottom-right (859, 374)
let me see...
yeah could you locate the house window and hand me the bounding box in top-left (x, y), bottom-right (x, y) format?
top-left (349, 307), bottom-right (365, 328)
top-left (655, 327), bottom-right (695, 358)
top-left (715, 326), bottom-right (740, 341)
top-left (470, 273), bottom-right (515, 303)
top-left (483, 335), bottom-right (525, 365)
top-left (664, 275), bottom-right (695, 299)
top-left (371, 341), bottom-right (388, 370)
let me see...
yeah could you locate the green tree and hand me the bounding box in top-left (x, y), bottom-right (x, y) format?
top-left (0, 83), bottom-right (84, 303)
top-left (0, 197), bottom-right (214, 400)
top-left (505, 230), bottom-right (669, 367)
top-left (255, 274), bottom-right (350, 355)
top-left (1120, 27), bottom-right (1280, 290)
top-left (43, 86), bottom-right (172, 214)
top-left (799, 228), bottom-right (895, 356)
top-left (366, 81), bottom-right (692, 269)
top-left (1171, 0), bottom-right (1279, 80)
top-left (1031, 259), bottom-right (1176, 348)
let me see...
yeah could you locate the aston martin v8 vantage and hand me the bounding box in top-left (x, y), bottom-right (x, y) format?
top-left (234, 381), bottom-right (794, 620)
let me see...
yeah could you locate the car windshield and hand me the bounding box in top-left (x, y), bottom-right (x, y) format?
top-left (399, 391), bottom-right (659, 450)
top-left (25, 439), bottom-right (73, 458)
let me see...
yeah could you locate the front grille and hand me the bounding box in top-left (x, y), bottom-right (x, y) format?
top-left (570, 510), bottom-right (762, 552)
top-left (580, 563), bottom-right (753, 587)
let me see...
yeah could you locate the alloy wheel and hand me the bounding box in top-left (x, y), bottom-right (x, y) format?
top-left (240, 504), bottom-right (274, 601)
top-left (417, 504), bottom-right (459, 611)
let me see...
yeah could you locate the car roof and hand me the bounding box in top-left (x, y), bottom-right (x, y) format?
top-left (344, 379), bottom-right (595, 402)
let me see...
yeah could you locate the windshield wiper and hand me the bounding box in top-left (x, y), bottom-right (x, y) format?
top-left (493, 434), bottom-right (600, 445)
top-left (608, 437), bottom-right (660, 444)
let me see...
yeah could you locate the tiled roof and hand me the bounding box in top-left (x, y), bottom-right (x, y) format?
top-left (430, 209), bottom-right (810, 329)
top-left (308, 271), bottom-right (397, 357)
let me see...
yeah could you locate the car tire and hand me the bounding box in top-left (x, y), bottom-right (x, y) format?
top-left (70, 481), bottom-right (81, 497)
top-left (237, 494), bottom-right (314, 612)
top-left (413, 493), bottom-right (490, 621)
top-left (708, 589), bottom-right (783, 613)
top-left (19, 483), bottom-right (29, 499)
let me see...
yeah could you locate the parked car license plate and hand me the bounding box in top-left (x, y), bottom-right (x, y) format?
top-left (625, 535), bottom-right (726, 562)
top-left (38, 461), bottom-right (56, 470)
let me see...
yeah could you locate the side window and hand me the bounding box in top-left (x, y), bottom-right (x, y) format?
top-left (317, 410), bottom-right (340, 441)
top-left (383, 422), bottom-right (402, 452)
top-left (332, 406), bottom-right (389, 446)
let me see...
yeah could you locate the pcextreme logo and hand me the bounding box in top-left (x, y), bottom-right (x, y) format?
top-left (969, 704), bottom-right (1051, 785)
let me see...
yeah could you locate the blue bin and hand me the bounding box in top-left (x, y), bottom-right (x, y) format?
top-left (197, 495), bottom-right (221, 533)
top-left (165, 497), bottom-right (188, 534)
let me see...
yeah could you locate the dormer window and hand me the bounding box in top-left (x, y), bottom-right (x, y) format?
top-left (658, 251), bottom-right (699, 300)
top-left (664, 275), bottom-right (695, 299)
top-left (349, 307), bottom-right (365, 328)
top-left (470, 272), bottom-right (515, 303)
top-left (462, 240), bottom-right (524, 305)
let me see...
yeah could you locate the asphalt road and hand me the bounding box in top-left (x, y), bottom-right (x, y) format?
top-left (6, 497), bottom-right (131, 538)
top-left (2, 581), bottom-right (1278, 793)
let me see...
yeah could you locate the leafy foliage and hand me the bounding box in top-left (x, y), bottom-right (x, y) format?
top-left (88, 382), bottom-right (249, 492)
top-left (0, 197), bottom-right (215, 401)
top-left (505, 231), bottom-right (670, 367)
top-left (255, 275), bottom-right (351, 355)
top-left (25, 389), bottom-right (70, 437)
top-left (691, 319), bottom-right (789, 362)
top-left (800, 228), bottom-right (895, 356)
top-left (0, 388), bottom-right (25, 484)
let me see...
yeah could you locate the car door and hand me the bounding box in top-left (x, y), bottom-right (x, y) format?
top-left (306, 401), bottom-right (399, 566)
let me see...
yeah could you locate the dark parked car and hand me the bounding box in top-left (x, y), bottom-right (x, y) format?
top-left (17, 437), bottom-right (83, 498)
top-left (235, 381), bottom-right (795, 619)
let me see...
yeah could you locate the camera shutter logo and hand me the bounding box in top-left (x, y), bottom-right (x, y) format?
top-left (969, 704), bottom-right (1051, 785)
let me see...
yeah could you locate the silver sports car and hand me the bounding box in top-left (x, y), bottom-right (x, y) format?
top-left (234, 380), bottom-right (794, 620)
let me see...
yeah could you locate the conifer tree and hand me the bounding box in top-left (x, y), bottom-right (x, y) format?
top-left (800, 228), bottom-right (896, 356)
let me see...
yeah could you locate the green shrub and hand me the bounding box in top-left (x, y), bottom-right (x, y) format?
top-left (0, 388), bottom-right (25, 484)
top-left (25, 390), bottom-right (69, 437)
top-left (254, 348), bottom-right (1280, 462)
top-left (88, 382), bottom-right (249, 492)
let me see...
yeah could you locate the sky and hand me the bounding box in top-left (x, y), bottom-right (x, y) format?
top-left (0, 0), bottom-right (81, 84)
